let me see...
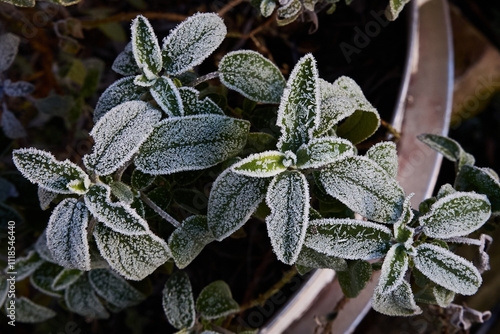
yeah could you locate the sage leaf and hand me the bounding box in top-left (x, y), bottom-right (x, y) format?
top-left (89, 268), bottom-right (146, 308)
top-left (131, 15), bottom-right (162, 77)
top-left (3, 79), bottom-right (35, 97)
top-left (196, 281), bottom-right (239, 320)
top-left (433, 285), bottom-right (455, 308)
top-left (277, 0), bottom-right (301, 22)
top-left (84, 100), bottom-right (162, 176)
top-left (219, 50), bottom-right (286, 104)
top-left (163, 271), bottom-right (196, 329)
top-left (112, 42), bottom-right (141, 76)
top-left (296, 246), bottom-right (347, 271)
top-left (277, 53), bottom-right (319, 153)
top-left (414, 243), bottom-right (482, 295)
top-left (52, 268), bottom-right (83, 291)
top-left (337, 260), bottom-right (372, 298)
top-left (208, 168), bottom-right (270, 240)
top-left (30, 262), bottom-right (64, 297)
top-left (232, 151), bottom-right (288, 177)
top-left (12, 148), bottom-right (90, 195)
top-left (65, 274), bottom-right (109, 319)
top-left (393, 194), bottom-right (415, 249)
top-left (1, 108), bottom-right (26, 139)
top-left (135, 115), bottom-right (249, 174)
top-left (84, 183), bottom-right (149, 235)
top-left (14, 250), bottom-right (44, 281)
top-left (8, 297), bottom-right (56, 323)
top-left (150, 76), bottom-right (183, 117)
top-left (38, 186), bottom-right (58, 210)
top-left (372, 280), bottom-right (422, 316)
top-left (46, 198), bottom-right (91, 270)
top-left (366, 141), bottom-right (398, 178)
top-left (304, 218), bottom-right (392, 260)
top-left (378, 244), bottom-right (408, 294)
top-left (296, 136), bottom-right (355, 169)
top-left (260, 0), bottom-right (277, 17)
top-left (179, 87), bottom-right (225, 116)
top-left (0, 33), bottom-right (20, 72)
top-left (420, 192), bottom-right (490, 239)
top-left (386, 0), bottom-right (411, 21)
top-left (455, 164), bottom-right (500, 213)
top-left (93, 222), bottom-right (170, 281)
top-left (131, 169), bottom-right (156, 191)
top-left (319, 156), bottom-right (405, 223)
top-left (169, 215), bottom-right (214, 269)
top-left (162, 13), bottom-right (226, 75)
top-left (418, 134), bottom-right (475, 170)
top-left (34, 230), bottom-right (56, 263)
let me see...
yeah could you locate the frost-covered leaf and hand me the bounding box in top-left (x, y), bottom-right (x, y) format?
top-left (277, 0), bottom-right (301, 23)
top-left (3, 79), bottom-right (34, 97)
top-left (179, 87), bottom-right (224, 116)
top-left (337, 260), bottom-right (372, 298)
top-left (418, 134), bottom-right (475, 170)
top-left (30, 262), bottom-right (64, 297)
top-left (169, 216), bottom-right (214, 269)
top-left (414, 244), bottom-right (482, 295)
top-left (34, 230), bottom-right (56, 263)
top-left (260, 0), bottom-right (277, 17)
top-left (196, 280), bottom-right (239, 320)
top-left (13, 250), bottom-right (43, 281)
top-left (38, 187), bottom-right (58, 210)
top-left (433, 285), bottom-right (455, 308)
top-left (305, 218), bottom-right (392, 259)
top-left (219, 50), bottom-right (286, 104)
top-left (131, 15), bottom-right (162, 77)
top-left (314, 77), bottom-right (380, 144)
top-left (93, 222), bottom-right (170, 280)
top-left (135, 115), bottom-right (249, 174)
top-left (112, 42), bottom-right (141, 76)
top-left (266, 170), bottom-right (309, 264)
top-left (46, 198), bottom-right (91, 270)
top-left (150, 76), bottom-right (183, 117)
top-left (52, 268), bottom-right (83, 291)
top-left (393, 194), bottom-right (415, 249)
top-left (366, 142), bottom-right (398, 178)
top-left (455, 164), bottom-right (500, 213)
top-left (0, 33), bottom-right (20, 72)
top-left (163, 271), bottom-right (196, 329)
top-left (319, 156), bottom-right (405, 223)
top-left (419, 192), bottom-right (490, 239)
top-left (131, 169), bottom-right (155, 190)
top-left (277, 53), bottom-right (319, 153)
top-left (134, 73), bottom-right (156, 87)
top-left (89, 268), bottom-right (146, 308)
top-left (84, 183), bottom-right (149, 235)
top-left (385, 0), bottom-right (411, 21)
top-left (378, 244), bottom-right (408, 294)
top-left (65, 274), bottom-right (109, 319)
top-left (0, 0), bottom-right (35, 7)
top-left (303, 0), bottom-right (319, 11)
top-left (372, 280), bottom-right (422, 316)
top-left (296, 246), bottom-right (347, 271)
top-left (8, 297), bottom-right (56, 323)
top-left (162, 13), bottom-right (226, 76)
top-left (208, 168), bottom-right (270, 240)
top-left (232, 151), bottom-right (287, 177)
top-left (437, 183), bottom-right (457, 199)
top-left (1, 108), bottom-right (26, 139)
top-left (84, 100), bottom-right (162, 176)
top-left (110, 181), bottom-right (135, 205)
top-left (12, 148), bottom-right (90, 194)
top-left (296, 136), bottom-right (354, 169)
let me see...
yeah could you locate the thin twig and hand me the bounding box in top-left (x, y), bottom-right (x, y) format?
top-left (187, 71), bottom-right (220, 87)
top-left (140, 192), bottom-right (181, 228)
top-left (381, 119), bottom-right (401, 141)
top-left (80, 12), bottom-right (187, 29)
top-left (218, 0), bottom-right (247, 17)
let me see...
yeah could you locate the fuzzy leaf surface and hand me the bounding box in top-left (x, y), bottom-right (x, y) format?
top-left (386, 0), bottom-right (411, 21)
top-left (372, 280), bottom-right (422, 316)
top-left (232, 151), bottom-right (287, 177)
top-left (3, 79), bottom-right (35, 97)
top-left (418, 134), bottom-right (475, 169)
top-left (296, 246), bottom-right (348, 272)
top-left (30, 262), bottom-right (64, 297)
top-left (0, 33), bottom-right (20, 72)
top-left (52, 268), bottom-right (83, 291)
top-left (179, 87), bottom-right (224, 116)
top-left (131, 15), bottom-right (162, 76)
top-left (366, 141), bottom-right (398, 178)
top-left (296, 137), bottom-right (354, 169)
top-left (196, 281), bottom-right (239, 320)
top-left (378, 244), bottom-right (408, 294)
top-left (8, 297), bottom-right (56, 323)
top-left (89, 268), bottom-right (146, 308)
top-left (65, 274), bottom-right (109, 319)
top-left (163, 271), bottom-right (196, 329)
top-left (433, 286), bottom-right (455, 308)
top-left (455, 164), bottom-right (500, 213)
top-left (337, 260), bottom-right (372, 298)
top-left (14, 250), bottom-right (44, 281)
top-left (150, 76), bottom-right (183, 117)
top-left (112, 42), bottom-right (141, 75)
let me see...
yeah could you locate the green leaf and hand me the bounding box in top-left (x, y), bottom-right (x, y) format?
top-left (12, 148), bottom-right (90, 195)
top-left (131, 15), bottom-right (162, 77)
top-left (112, 42), bottom-right (141, 76)
top-left (419, 192), bottom-right (490, 239)
top-left (319, 156), bottom-right (405, 223)
top-left (150, 76), bottom-right (183, 117)
top-left (314, 77), bottom-right (379, 144)
top-left (296, 136), bottom-right (355, 169)
top-left (30, 262), bottom-right (64, 297)
top-left (131, 170), bottom-right (156, 190)
top-left (34, 230), bottom-right (56, 263)
top-left (0, 33), bottom-right (20, 72)
top-left (433, 285), bottom-right (455, 308)
top-left (418, 134), bottom-right (475, 170)
top-left (110, 181), bottom-right (135, 205)
top-left (65, 274), bottom-right (109, 319)
top-left (414, 243), bottom-right (482, 295)
top-left (93, 76), bottom-right (147, 122)
top-left (169, 216), bottom-right (214, 269)
top-left (378, 244), bottom-right (408, 294)
top-left (84, 100), bottom-right (162, 176)
top-left (219, 50), bottom-right (286, 104)
top-left (366, 142), bottom-right (398, 178)
top-left (135, 115), bottom-right (249, 174)
top-left (337, 260), bottom-right (372, 298)
top-left (266, 170), bottom-right (310, 264)
top-left (436, 183), bottom-right (457, 199)
top-left (6, 297), bottom-right (56, 323)
top-left (260, 0), bottom-right (276, 17)
top-left (89, 268), bottom-right (146, 308)
top-left (13, 250), bottom-right (44, 281)
top-left (196, 281), bottom-right (239, 320)
top-left (393, 195), bottom-right (415, 249)
top-left (232, 151), bottom-right (288, 177)
top-left (208, 168), bottom-right (270, 240)
top-left (52, 268), bottom-right (83, 291)
top-left (46, 198), bottom-right (91, 270)
top-left (277, 53), bottom-right (319, 153)
top-left (455, 164), bottom-right (500, 213)
top-left (38, 186), bottom-right (58, 210)
top-left (277, 0), bottom-right (301, 23)
top-left (163, 271), bottom-right (196, 329)
top-left (84, 183), bottom-right (149, 235)
top-left (372, 280), bottom-right (422, 316)
top-left (303, 0), bottom-right (319, 11)
top-left (296, 246), bottom-right (347, 271)
top-left (385, 0), bottom-right (411, 21)
top-left (304, 218), bottom-right (392, 260)
top-left (162, 13), bottom-right (226, 75)
top-left (179, 87), bottom-right (225, 116)
top-left (93, 222), bottom-right (170, 280)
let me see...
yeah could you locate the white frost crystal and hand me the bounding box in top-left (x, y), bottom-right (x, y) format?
top-left (366, 141), bottom-right (398, 178)
top-left (65, 275), bottom-right (109, 319)
top-left (162, 271), bottom-right (196, 330)
top-left (372, 280), bottom-right (422, 316)
top-left (378, 244), bottom-right (408, 294)
top-left (295, 136), bottom-right (355, 169)
top-left (89, 268), bottom-right (146, 308)
top-left (131, 15), bottom-right (162, 77)
top-left (232, 150), bottom-right (287, 178)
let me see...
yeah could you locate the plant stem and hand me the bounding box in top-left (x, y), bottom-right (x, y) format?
top-left (381, 119), bottom-right (401, 141)
top-left (80, 12), bottom-right (187, 29)
top-left (140, 192), bottom-right (181, 228)
top-left (187, 71), bottom-right (220, 87)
